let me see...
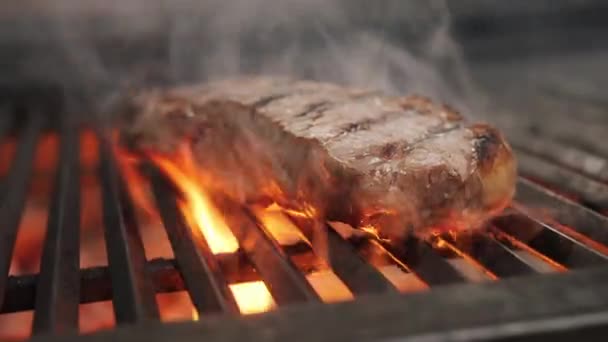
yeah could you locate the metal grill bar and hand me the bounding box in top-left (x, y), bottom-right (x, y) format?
top-left (32, 119), bottom-right (81, 335)
top-left (146, 166), bottom-right (240, 315)
top-left (323, 226), bottom-right (398, 295)
top-left (511, 133), bottom-right (608, 183)
top-left (495, 209), bottom-right (608, 268)
top-left (222, 201), bottom-right (321, 305)
top-left (517, 151), bottom-right (608, 209)
top-left (0, 106), bottom-right (13, 140)
top-left (0, 117), bottom-right (607, 338)
top-left (516, 178), bottom-right (608, 248)
top-left (1, 255), bottom-right (258, 315)
top-left (286, 217), bottom-right (399, 296)
top-left (4, 261), bottom-right (176, 316)
top-left (61, 266), bottom-right (608, 342)
top-left (97, 135), bottom-right (159, 323)
top-left (442, 232), bottom-right (537, 278)
top-left (383, 237), bottom-right (467, 285)
top-left (0, 113), bottom-right (44, 310)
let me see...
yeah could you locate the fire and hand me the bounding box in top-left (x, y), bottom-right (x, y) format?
top-left (146, 144), bottom-right (280, 315)
top-left (148, 147), bottom-right (239, 255)
top-left (253, 204), bottom-right (308, 245)
top-left (147, 147), bottom-right (357, 311)
top-left (253, 205), bottom-right (354, 303)
top-left (360, 226), bottom-right (391, 243)
top-left (229, 281), bottom-right (276, 315)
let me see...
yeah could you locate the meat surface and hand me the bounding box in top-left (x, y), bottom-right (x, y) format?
top-left (119, 77), bottom-right (516, 240)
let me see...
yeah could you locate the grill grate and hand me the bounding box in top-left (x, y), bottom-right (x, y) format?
top-left (32, 115), bottom-right (80, 334)
top-left (1, 90), bottom-right (608, 341)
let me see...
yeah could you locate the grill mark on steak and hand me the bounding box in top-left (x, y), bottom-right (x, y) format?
top-left (252, 93), bottom-right (290, 108)
top-left (284, 92), bottom-right (381, 123)
top-left (325, 95), bottom-right (466, 163)
top-left (294, 101), bottom-right (331, 118)
top-left (291, 96), bottom-right (408, 143)
top-left (121, 77), bottom-right (516, 242)
top-left (400, 95), bottom-right (463, 122)
top-left (340, 122), bottom-right (463, 166)
top-left (341, 111), bottom-right (404, 134)
top-left (401, 121), bottom-right (463, 150)
top-left (323, 110), bottom-right (407, 146)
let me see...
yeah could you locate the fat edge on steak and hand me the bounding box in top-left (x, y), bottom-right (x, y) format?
top-left (119, 77), bottom-right (517, 241)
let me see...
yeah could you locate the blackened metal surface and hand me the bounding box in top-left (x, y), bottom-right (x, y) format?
top-left (40, 266), bottom-right (608, 342)
top-left (3, 259), bottom-right (180, 315)
top-left (224, 203), bottom-right (321, 305)
top-left (511, 133), bottom-right (608, 183)
top-left (516, 179), bottom-right (608, 248)
top-left (383, 236), bottom-right (467, 285)
top-left (32, 119), bottom-right (81, 335)
top-left (496, 209), bottom-right (608, 268)
top-left (0, 106), bottom-right (13, 139)
top-left (97, 135), bottom-right (159, 323)
top-left (517, 151), bottom-right (608, 209)
top-left (324, 226), bottom-right (398, 295)
top-left (0, 113), bottom-right (44, 310)
top-left (443, 232), bottom-right (538, 278)
top-left (1, 254), bottom-right (256, 315)
top-left (147, 166), bottom-right (240, 315)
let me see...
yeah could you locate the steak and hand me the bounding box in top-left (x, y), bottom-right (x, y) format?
top-left (119, 77), bottom-right (516, 240)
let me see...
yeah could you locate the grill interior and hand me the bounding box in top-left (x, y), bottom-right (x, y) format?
top-left (1, 80), bottom-right (608, 341)
top-left (2, 1), bottom-right (608, 341)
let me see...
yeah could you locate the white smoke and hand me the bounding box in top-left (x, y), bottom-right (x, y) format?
top-left (4, 0), bottom-right (479, 114)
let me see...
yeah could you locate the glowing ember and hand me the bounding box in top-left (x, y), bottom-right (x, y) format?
top-left (157, 292), bottom-right (196, 323)
top-left (253, 205), bottom-right (307, 245)
top-left (306, 271), bottom-right (353, 302)
top-left (149, 152), bottom-right (239, 255)
top-left (229, 281), bottom-right (276, 315)
top-left (360, 225), bottom-right (391, 243)
top-left (255, 207), bottom-right (355, 303)
top-left (280, 203), bottom-right (318, 219)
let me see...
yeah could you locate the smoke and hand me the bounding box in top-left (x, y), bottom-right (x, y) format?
top-left (3, 0), bottom-right (479, 114)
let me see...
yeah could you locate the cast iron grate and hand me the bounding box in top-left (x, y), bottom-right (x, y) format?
top-left (1, 86), bottom-right (608, 341)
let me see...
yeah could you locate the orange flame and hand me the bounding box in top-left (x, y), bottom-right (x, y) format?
top-left (148, 146), bottom-right (239, 255)
top-left (253, 204), bottom-right (308, 246)
top-left (146, 144), bottom-right (279, 315)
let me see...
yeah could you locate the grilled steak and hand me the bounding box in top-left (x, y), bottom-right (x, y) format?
top-left (119, 77), bottom-right (516, 240)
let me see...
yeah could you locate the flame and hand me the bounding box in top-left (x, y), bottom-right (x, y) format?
top-left (254, 207), bottom-right (356, 303)
top-left (191, 308), bottom-right (199, 322)
top-left (253, 204), bottom-right (308, 245)
top-left (144, 144), bottom-right (280, 317)
top-left (229, 281), bottom-right (276, 315)
top-left (360, 225), bottom-right (391, 243)
top-left (280, 203), bottom-right (317, 219)
top-left (148, 147), bottom-right (239, 255)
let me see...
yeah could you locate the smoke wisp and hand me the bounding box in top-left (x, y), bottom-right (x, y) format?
top-left (3, 0), bottom-right (479, 114)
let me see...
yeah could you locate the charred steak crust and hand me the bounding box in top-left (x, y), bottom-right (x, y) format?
top-left (120, 77), bottom-right (516, 240)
